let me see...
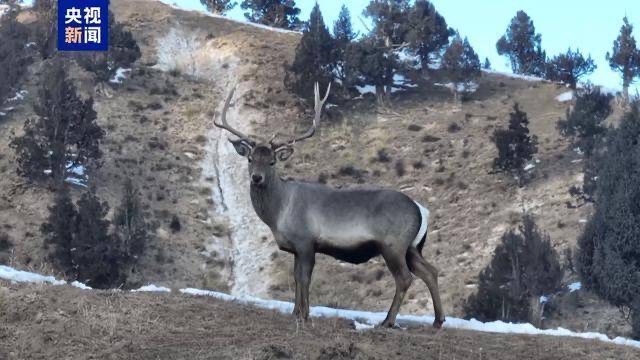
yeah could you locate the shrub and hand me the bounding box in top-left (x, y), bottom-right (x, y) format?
top-left (113, 178), bottom-right (149, 262)
top-left (491, 103), bottom-right (538, 182)
top-left (464, 213), bottom-right (562, 324)
top-left (200, 0), bottom-right (236, 15)
top-left (0, 232), bottom-right (12, 252)
top-left (170, 214), bottom-right (181, 233)
top-left (557, 85), bottom-right (612, 157)
top-left (395, 159), bottom-right (405, 177)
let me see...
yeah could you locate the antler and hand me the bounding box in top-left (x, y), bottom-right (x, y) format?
top-left (213, 87), bottom-right (253, 144)
top-left (271, 82), bottom-right (331, 148)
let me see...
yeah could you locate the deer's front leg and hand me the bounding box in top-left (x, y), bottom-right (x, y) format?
top-left (292, 254), bottom-right (302, 318)
top-left (298, 251), bottom-right (315, 321)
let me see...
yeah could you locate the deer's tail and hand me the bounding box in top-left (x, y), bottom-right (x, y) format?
top-left (412, 201), bottom-right (430, 255)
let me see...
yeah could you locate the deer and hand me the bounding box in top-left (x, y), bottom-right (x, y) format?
top-left (213, 83), bottom-right (445, 329)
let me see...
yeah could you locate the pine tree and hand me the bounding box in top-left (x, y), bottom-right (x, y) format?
top-left (496, 11), bottom-right (546, 76)
top-left (557, 85), bottom-right (612, 157)
top-left (464, 213), bottom-right (562, 324)
top-left (441, 33), bottom-right (480, 101)
top-left (40, 187), bottom-right (77, 275)
top-left (32, 0), bottom-right (57, 59)
top-left (606, 17), bottom-right (640, 102)
top-left (285, 3), bottom-right (334, 100)
top-left (483, 57), bottom-right (491, 70)
top-left (546, 48), bottom-right (596, 89)
top-left (200, 0), bottom-right (237, 15)
top-left (577, 103), bottom-right (640, 339)
top-left (113, 178), bottom-right (148, 263)
top-left (11, 60), bottom-right (104, 186)
top-left (332, 5), bottom-right (356, 84)
top-left (74, 189), bottom-right (123, 288)
top-left (361, 0), bottom-right (412, 102)
top-left (344, 36), bottom-right (397, 104)
top-left (491, 103), bottom-right (538, 182)
top-left (405, 0), bottom-right (452, 71)
top-left (240, 0), bottom-right (301, 30)
top-left (0, 2), bottom-right (30, 103)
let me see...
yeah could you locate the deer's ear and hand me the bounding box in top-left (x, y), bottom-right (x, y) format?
top-left (229, 139), bottom-right (251, 157)
top-left (275, 146), bottom-right (294, 162)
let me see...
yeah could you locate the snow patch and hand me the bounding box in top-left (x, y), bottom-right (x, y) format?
top-left (7, 90), bottom-right (28, 102)
top-left (109, 68), bottom-right (131, 84)
top-left (482, 69), bottom-right (545, 82)
top-left (556, 91), bottom-right (574, 102)
top-left (568, 282), bottom-right (582, 292)
top-left (355, 84), bottom-right (376, 95)
top-left (71, 281), bottom-right (92, 290)
top-left (131, 284), bottom-right (171, 293)
top-left (434, 82), bottom-right (478, 93)
top-left (0, 265), bottom-right (66, 285)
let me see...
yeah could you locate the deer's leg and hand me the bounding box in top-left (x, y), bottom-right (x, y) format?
top-left (292, 254), bottom-right (302, 318)
top-left (298, 251), bottom-right (315, 321)
top-left (407, 247), bottom-right (445, 328)
top-left (380, 248), bottom-right (413, 328)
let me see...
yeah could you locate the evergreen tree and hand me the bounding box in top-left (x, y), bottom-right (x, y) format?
top-left (240, 0), bottom-right (301, 30)
top-left (483, 57), bottom-right (491, 70)
top-left (32, 0), bottom-right (57, 59)
top-left (344, 35), bottom-right (397, 104)
top-left (332, 4), bottom-right (356, 84)
top-left (606, 17), bottom-right (640, 102)
top-left (577, 103), bottom-right (640, 339)
top-left (546, 48), bottom-right (596, 89)
top-left (74, 189), bottom-right (123, 288)
top-left (361, 0), bottom-right (412, 102)
top-left (40, 187), bottom-right (77, 275)
top-left (464, 213), bottom-right (562, 324)
top-left (285, 3), bottom-right (334, 100)
top-left (405, 0), bottom-right (452, 71)
top-left (75, 11), bottom-right (141, 82)
top-left (496, 11), bottom-right (546, 76)
top-left (491, 103), bottom-right (538, 181)
top-left (113, 178), bottom-right (148, 263)
top-left (557, 85), bottom-right (612, 157)
top-left (0, 2), bottom-right (30, 103)
top-left (200, 0), bottom-right (237, 15)
top-left (441, 33), bottom-right (480, 101)
top-left (11, 60), bottom-right (104, 186)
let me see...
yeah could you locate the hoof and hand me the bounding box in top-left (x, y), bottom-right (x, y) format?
top-left (376, 321), bottom-right (397, 329)
top-left (433, 318), bottom-right (445, 329)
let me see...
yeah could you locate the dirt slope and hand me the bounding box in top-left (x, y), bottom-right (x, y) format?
top-left (1, 281), bottom-right (638, 360)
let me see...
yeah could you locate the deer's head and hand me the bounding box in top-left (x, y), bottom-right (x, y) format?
top-left (214, 83), bottom-right (330, 187)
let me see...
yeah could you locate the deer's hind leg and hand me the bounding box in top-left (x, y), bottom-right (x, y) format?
top-left (379, 247), bottom-right (413, 328)
top-left (406, 247), bottom-right (445, 328)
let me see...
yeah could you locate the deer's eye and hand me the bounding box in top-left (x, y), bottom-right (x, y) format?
top-left (270, 161), bottom-right (276, 166)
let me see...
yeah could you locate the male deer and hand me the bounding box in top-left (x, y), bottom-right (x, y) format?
top-left (213, 83), bottom-right (445, 328)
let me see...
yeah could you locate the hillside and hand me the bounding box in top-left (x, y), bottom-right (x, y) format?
top-left (0, 0), bottom-right (633, 346)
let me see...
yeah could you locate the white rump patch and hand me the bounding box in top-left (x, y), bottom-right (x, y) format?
top-left (412, 201), bottom-right (429, 247)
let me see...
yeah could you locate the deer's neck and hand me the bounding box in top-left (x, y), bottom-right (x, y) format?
top-left (249, 175), bottom-right (288, 229)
